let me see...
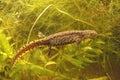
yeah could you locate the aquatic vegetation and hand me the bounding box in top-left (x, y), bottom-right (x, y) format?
top-left (0, 0), bottom-right (120, 80)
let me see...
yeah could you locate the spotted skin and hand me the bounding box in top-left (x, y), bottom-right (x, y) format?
top-left (11, 30), bottom-right (97, 68)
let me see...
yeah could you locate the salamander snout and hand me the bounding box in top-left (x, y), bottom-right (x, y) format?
top-left (83, 30), bottom-right (98, 39)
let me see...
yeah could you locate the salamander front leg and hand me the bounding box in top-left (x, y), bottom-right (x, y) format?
top-left (38, 32), bottom-right (45, 38)
top-left (75, 39), bottom-right (82, 48)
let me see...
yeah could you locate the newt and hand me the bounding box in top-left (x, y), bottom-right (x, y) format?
top-left (11, 30), bottom-right (97, 68)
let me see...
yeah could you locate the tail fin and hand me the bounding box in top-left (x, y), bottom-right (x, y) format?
top-left (11, 39), bottom-right (45, 69)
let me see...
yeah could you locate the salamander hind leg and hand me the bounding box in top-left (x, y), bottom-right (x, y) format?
top-left (48, 45), bottom-right (52, 56)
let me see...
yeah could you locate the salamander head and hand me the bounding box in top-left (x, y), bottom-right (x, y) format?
top-left (82, 30), bottom-right (98, 39)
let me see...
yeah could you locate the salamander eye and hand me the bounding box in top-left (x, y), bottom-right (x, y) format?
top-left (80, 33), bottom-right (85, 39)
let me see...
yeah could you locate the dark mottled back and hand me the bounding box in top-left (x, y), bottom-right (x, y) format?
top-left (45, 30), bottom-right (97, 46)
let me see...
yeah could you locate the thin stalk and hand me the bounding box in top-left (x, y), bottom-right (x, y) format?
top-left (53, 5), bottom-right (95, 27)
top-left (27, 4), bottom-right (53, 43)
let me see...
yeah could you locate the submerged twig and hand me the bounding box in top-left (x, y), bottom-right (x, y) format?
top-left (27, 4), bottom-right (53, 43)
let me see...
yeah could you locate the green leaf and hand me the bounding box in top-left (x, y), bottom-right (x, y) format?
top-left (44, 61), bottom-right (56, 67)
top-left (0, 32), bottom-right (12, 55)
top-left (10, 62), bottom-right (75, 80)
top-left (63, 54), bottom-right (85, 69)
top-left (89, 76), bottom-right (108, 80)
top-left (83, 57), bottom-right (96, 63)
top-left (96, 40), bottom-right (105, 45)
top-left (83, 46), bottom-right (93, 52)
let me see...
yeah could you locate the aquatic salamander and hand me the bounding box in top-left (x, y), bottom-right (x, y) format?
top-left (11, 30), bottom-right (97, 68)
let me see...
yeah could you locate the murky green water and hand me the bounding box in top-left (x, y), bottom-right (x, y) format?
top-left (0, 0), bottom-right (120, 80)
